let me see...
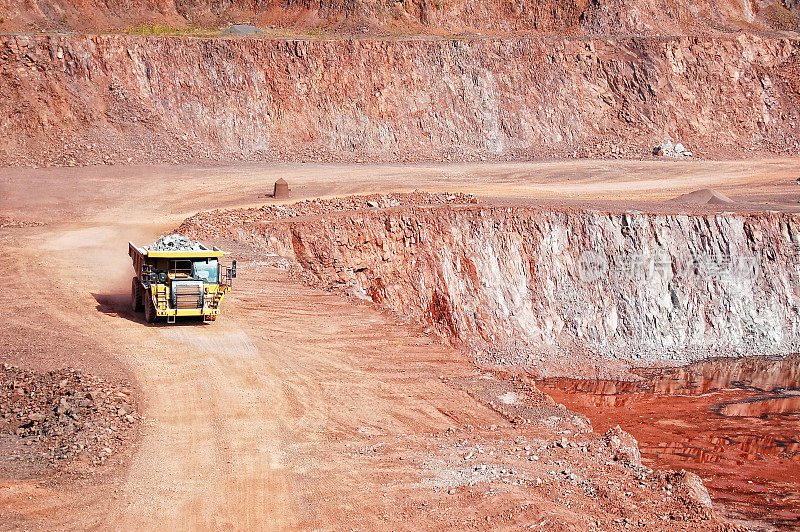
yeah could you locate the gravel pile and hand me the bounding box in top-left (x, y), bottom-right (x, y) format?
top-left (221, 24), bottom-right (265, 35)
top-left (0, 363), bottom-right (138, 472)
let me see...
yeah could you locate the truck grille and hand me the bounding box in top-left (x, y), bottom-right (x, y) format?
top-left (171, 281), bottom-right (204, 309)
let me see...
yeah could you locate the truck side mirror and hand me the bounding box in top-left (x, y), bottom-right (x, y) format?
top-left (231, 260), bottom-right (237, 279)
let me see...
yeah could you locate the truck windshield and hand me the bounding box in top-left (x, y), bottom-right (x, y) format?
top-left (193, 259), bottom-right (219, 283)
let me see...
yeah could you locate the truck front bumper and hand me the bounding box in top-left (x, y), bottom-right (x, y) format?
top-left (156, 308), bottom-right (220, 318)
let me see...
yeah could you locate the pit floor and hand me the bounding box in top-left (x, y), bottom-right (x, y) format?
top-left (1, 158), bottom-right (799, 529)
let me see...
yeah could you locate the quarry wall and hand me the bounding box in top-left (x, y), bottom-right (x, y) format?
top-left (184, 205), bottom-right (800, 368)
top-left (1, 33), bottom-right (799, 165)
top-left (1, 0), bottom-right (798, 35)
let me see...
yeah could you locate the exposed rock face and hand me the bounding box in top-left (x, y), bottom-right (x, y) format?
top-left (184, 202), bottom-right (800, 369)
top-left (1, 33), bottom-right (799, 166)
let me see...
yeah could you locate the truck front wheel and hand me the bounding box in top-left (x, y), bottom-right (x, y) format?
top-left (131, 278), bottom-right (144, 312)
top-left (144, 288), bottom-right (157, 323)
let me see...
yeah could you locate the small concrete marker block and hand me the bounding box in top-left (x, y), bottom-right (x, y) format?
top-left (274, 178), bottom-right (290, 199)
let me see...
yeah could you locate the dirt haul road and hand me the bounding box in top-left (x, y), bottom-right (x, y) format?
top-left (0, 159), bottom-right (798, 530)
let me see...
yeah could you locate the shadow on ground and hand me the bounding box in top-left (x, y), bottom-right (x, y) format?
top-left (91, 292), bottom-right (206, 326)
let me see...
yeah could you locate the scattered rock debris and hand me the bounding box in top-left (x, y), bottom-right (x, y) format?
top-left (411, 414), bottom-right (726, 529)
top-left (0, 363), bottom-right (138, 475)
top-left (653, 140), bottom-right (693, 158)
top-left (0, 216), bottom-right (43, 228)
top-left (179, 191), bottom-right (478, 238)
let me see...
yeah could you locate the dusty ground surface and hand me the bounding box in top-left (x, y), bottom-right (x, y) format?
top-left (1, 159), bottom-right (798, 529)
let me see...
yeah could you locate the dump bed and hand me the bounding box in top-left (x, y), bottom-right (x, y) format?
top-left (129, 242), bottom-right (148, 277)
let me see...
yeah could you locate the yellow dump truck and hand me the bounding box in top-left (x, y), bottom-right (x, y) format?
top-left (129, 236), bottom-right (236, 323)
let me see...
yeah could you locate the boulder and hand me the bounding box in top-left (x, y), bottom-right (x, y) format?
top-left (675, 470), bottom-right (713, 508)
top-left (653, 140), bottom-right (692, 158)
top-left (602, 425), bottom-right (642, 467)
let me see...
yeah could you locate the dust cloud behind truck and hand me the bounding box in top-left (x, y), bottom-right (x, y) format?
top-left (129, 235), bottom-right (236, 323)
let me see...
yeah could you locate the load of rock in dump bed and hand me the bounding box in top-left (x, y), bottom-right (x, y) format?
top-left (147, 234), bottom-right (204, 252)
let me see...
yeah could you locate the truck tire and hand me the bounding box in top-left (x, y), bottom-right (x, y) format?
top-left (131, 278), bottom-right (144, 312)
top-left (144, 288), bottom-right (157, 323)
